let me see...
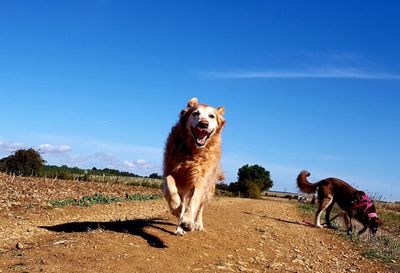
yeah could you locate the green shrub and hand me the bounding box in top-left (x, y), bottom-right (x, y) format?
top-left (49, 193), bottom-right (161, 207)
top-left (246, 182), bottom-right (261, 199)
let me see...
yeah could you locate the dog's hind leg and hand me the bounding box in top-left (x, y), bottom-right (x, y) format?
top-left (315, 195), bottom-right (333, 228)
top-left (163, 175), bottom-right (181, 217)
top-left (324, 200), bottom-right (336, 228)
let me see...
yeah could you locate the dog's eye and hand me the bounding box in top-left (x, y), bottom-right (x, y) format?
top-left (192, 111), bottom-right (200, 117)
top-left (208, 114), bottom-right (215, 119)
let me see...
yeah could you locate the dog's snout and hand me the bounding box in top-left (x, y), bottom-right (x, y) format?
top-left (198, 121), bottom-right (209, 129)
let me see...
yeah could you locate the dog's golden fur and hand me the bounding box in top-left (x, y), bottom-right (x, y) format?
top-left (297, 170), bottom-right (381, 234)
top-left (163, 97), bottom-right (225, 235)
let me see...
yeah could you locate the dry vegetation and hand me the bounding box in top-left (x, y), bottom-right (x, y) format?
top-left (297, 199), bottom-right (400, 270)
top-left (0, 172), bottom-right (161, 209)
top-left (0, 172), bottom-right (397, 272)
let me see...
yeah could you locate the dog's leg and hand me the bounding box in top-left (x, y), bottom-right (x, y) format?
top-left (358, 226), bottom-right (368, 235)
top-left (163, 175), bottom-right (181, 217)
top-left (178, 187), bottom-right (204, 232)
top-left (324, 200), bottom-right (335, 228)
top-left (175, 194), bottom-right (188, 236)
top-left (194, 204), bottom-right (205, 231)
top-left (194, 183), bottom-right (215, 231)
top-left (315, 195), bottom-right (333, 228)
top-left (343, 212), bottom-right (353, 235)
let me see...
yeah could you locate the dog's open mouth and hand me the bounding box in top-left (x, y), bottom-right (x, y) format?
top-left (191, 127), bottom-right (213, 147)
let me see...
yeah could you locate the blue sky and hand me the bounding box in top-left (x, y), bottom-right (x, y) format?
top-left (1, 1), bottom-right (399, 201)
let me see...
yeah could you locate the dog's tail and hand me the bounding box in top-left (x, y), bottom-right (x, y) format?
top-left (296, 170), bottom-right (320, 194)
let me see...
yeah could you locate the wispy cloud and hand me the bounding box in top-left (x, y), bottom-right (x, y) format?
top-left (0, 141), bottom-right (25, 153)
top-left (0, 140), bottom-right (72, 155)
top-left (38, 144), bottom-right (72, 154)
top-left (207, 68), bottom-right (400, 80)
top-left (80, 152), bottom-right (160, 175)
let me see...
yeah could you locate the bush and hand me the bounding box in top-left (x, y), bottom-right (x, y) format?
top-left (57, 172), bottom-right (74, 180)
top-left (1, 148), bottom-right (45, 176)
top-left (149, 173), bottom-right (162, 179)
top-left (246, 182), bottom-right (261, 199)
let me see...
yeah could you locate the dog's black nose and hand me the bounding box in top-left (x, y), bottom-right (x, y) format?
top-left (198, 121), bottom-right (208, 129)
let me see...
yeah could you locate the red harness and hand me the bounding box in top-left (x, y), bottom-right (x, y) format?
top-left (346, 194), bottom-right (378, 218)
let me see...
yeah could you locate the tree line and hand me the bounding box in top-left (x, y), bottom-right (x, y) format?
top-left (0, 148), bottom-right (162, 180)
top-left (0, 148), bottom-right (273, 199)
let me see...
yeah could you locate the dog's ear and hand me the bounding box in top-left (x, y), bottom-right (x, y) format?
top-left (217, 106), bottom-right (226, 128)
top-left (187, 97), bottom-right (198, 107)
top-left (180, 97), bottom-right (198, 117)
top-left (217, 106), bottom-right (225, 116)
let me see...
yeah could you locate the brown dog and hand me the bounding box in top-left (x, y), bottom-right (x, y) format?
top-left (297, 171), bottom-right (382, 235)
top-left (163, 97), bottom-right (226, 235)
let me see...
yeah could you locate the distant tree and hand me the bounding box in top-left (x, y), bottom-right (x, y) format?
top-left (149, 173), bottom-right (162, 179)
top-left (229, 164), bottom-right (273, 199)
top-left (238, 164), bottom-right (273, 192)
top-left (2, 148), bottom-right (45, 176)
top-left (216, 182), bottom-right (229, 191)
top-left (0, 158), bottom-right (6, 172)
top-left (228, 181), bottom-right (240, 193)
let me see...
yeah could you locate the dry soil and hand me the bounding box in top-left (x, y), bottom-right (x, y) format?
top-left (0, 174), bottom-right (391, 273)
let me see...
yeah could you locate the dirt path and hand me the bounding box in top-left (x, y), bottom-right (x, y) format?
top-left (0, 193), bottom-right (390, 273)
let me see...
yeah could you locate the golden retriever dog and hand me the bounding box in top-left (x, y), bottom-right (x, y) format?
top-left (297, 170), bottom-right (382, 235)
top-left (162, 97), bottom-right (226, 235)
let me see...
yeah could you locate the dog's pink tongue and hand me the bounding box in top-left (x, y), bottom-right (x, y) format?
top-left (195, 127), bottom-right (208, 145)
top-left (195, 127), bottom-right (208, 137)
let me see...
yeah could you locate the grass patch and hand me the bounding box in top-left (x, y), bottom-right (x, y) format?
top-left (298, 203), bottom-right (316, 215)
top-left (49, 193), bottom-right (161, 208)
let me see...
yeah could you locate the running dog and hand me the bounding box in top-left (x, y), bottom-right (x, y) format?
top-left (297, 170), bottom-right (381, 234)
top-left (163, 97), bottom-right (225, 235)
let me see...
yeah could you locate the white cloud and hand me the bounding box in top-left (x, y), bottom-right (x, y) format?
top-left (38, 144), bottom-right (72, 154)
top-left (207, 68), bottom-right (400, 80)
top-left (0, 141), bottom-right (25, 152)
top-left (123, 160), bottom-right (136, 168)
top-left (135, 159), bottom-right (147, 165)
top-left (122, 159), bottom-right (158, 174)
top-left (69, 153), bottom-right (161, 176)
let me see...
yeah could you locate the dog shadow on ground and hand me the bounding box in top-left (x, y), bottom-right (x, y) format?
top-left (243, 211), bottom-right (340, 229)
top-left (243, 211), bottom-right (306, 226)
top-left (40, 218), bottom-right (175, 248)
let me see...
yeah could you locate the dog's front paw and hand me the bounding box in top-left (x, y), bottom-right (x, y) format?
top-left (179, 218), bottom-right (194, 231)
top-left (175, 226), bottom-right (186, 236)
top-left (194, 222), bottom-right (204, 231)
top-left (315, 224), bottom-right (324, 229)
